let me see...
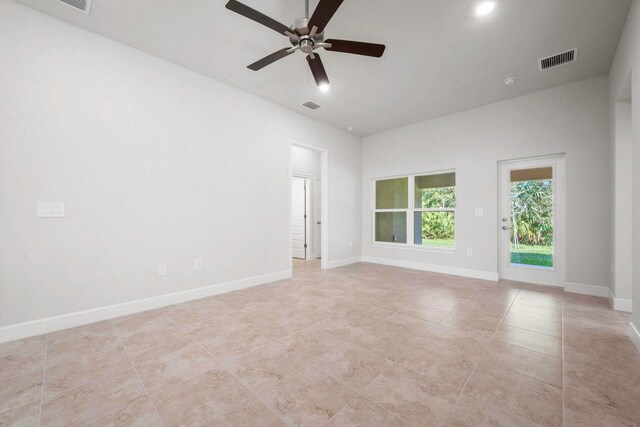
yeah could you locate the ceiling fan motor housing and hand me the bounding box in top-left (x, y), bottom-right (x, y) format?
top-left (290, 17), bottom-right (324, 53)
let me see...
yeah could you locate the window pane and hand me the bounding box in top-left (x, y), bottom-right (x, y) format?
top-left (415, 173), bottom-right (456, 209)
top-left (413, 211), bottom-right (455, 247)
top-left (375, 212), bottom-right (407, 243)
top-left (376, 178), bottom-right (408, 209)
top-left (509, 169), bottom-right (553, 268)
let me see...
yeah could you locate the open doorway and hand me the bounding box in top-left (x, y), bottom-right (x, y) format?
top-left (290, 143), bottom-right (327, 272)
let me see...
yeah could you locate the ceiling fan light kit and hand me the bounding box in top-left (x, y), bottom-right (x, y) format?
top-left (225, 0), bottom-right (386, 90)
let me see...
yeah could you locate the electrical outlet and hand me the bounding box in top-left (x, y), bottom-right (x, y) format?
top-left (467, 248), bottom-right (473, 256)
top-left (474, 208), bottom-right (484, 217)
top-left (157, 263), bottom-right (167, 276)
top-left (194, 258), bottom-right (202, 271)
top-left (37, 202), bottom-right (65, 218)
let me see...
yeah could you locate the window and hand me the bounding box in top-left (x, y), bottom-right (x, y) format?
top-left (374, 177), bottom-right (408, 243)
top-left (373, 172), bottom-right (456, 249)
top-left (413, 172), bottom-right (456, 248)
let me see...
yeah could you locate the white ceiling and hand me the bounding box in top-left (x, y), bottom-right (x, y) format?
top-left (14, 0), bottom-right (631, 135)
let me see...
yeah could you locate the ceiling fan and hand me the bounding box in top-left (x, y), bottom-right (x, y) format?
top-left (225, 0), bottom-right (386, 91)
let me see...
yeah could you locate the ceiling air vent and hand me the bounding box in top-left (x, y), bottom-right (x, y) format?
top-left (302, 101), bottom-right (321, 110)
top-left (57, 0), bottom-right (91, 14)
top-left (539, 48), bottom-right (577, 71)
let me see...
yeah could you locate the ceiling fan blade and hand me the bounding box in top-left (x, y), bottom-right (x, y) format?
top-left (225, 0), bottom-right (291, 36)
top-left (308, 0), bottom-right (344, 33)
top-left (247, 48), bottom-right (294, 71)
top-left (307, 54), bottom-right (330, 87)
top-left (324, 39), bottom-right (386, 57)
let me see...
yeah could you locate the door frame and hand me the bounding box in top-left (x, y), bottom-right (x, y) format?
top-left (498, 154), bottom-right (566, 287)
top-left (289, 141), bottom-right (329, 270)
top-left (313, 177), bottom-right (322, 259)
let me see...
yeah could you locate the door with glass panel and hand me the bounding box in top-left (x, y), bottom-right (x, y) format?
top-left (499, 156), bottom-right (565, 286)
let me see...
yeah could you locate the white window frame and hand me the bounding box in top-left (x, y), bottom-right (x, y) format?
top-left (373, 170), bottom-right (456, 253)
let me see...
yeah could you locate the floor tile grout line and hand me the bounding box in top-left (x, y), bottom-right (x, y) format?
top-left (244, 338), bottom-right (383, 425)
top-left (325, 333), bottom-right (429, 425)
top-left (164, 312), bottom-right (293, 427)
top-left (184, 301), bottom-right (411, 426)
top-left (35, 330), bottom-right (145, 426)
top-left (105, 319), bottom-right (167, 427)
top-left (36, 333), bottom-right (49, 427)
top-left (318, 348), bottom-right (419, 427)
top-left (322, 389), bottom-right (361, 425)
top-left (399, 307), bottom-right (564, 392)
top-left (444, 288), bottom-right (522, 425)
top-left (466, 288), bottom-right (566, 425)
top-left (493, 326), bottom-right (563, 358)
top-left (348, 393), bottom-right (418, 427)
top-left (456, 394), bottom-right (548, 427)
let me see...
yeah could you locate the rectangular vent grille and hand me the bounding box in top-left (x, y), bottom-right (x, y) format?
top-left (57, 0), bottom-right (91, 13)
top-left (539, 48), bottom-right (577, 71)
top-left (302, 101), bottom-right (321, 110)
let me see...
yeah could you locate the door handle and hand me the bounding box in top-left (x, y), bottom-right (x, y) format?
top-left (502, 226), bottom-right (512, 231)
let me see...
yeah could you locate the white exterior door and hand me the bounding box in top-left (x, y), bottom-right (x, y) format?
top-left (292, 177), bottom-right (308, 259)
top-left (499, 156), bottom-right (566, 287)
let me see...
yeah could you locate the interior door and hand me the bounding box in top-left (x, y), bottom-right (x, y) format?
top-left (291, 177), bottom-right (308, 259)
top-left (499, 156), bottom-right (565, 287)
top-left (314, 178), bottom-right (322, 259)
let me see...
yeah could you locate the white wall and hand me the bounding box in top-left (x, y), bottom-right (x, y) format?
top-left (0, 0), bottom-right (361, 332)
top-left (291, 146), bottom-right (322, 258)
top-left (362, 77), bottom-right (611, 289)
top-left (292, 146), bottom-right (321, 178)
top-left (609, 0), bottom-right (640, 344)
top-left (612, 100), bottom-right (633, 306)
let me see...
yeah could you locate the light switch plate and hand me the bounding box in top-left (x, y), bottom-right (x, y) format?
top-left (194, 259), bottom-right (203, 271)
top-left (467, 248), bottom-right (473, 256)
top-left (37, 202), bottom-right (65, 218)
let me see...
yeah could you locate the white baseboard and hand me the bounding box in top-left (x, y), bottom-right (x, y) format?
top-left (613, 298), bottom-right (633, 312)
top-left (325, 256), bottom-right (362, 269)
top-left (612, 294), bottom-right (633, 312)
top-left (630, 322), bottom-right (640, 354)
top-left (360, 256), bottom-right (499, 281)
top-left (0, 270), bottom-right (291, 344)
top-left (564, 282), bottom-right (609, 298)
top-left (605, 289), bottom-right (632, 312)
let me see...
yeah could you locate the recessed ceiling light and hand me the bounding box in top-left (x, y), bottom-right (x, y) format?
top-left (347, 126), bottom-right (355, 132)
top-left (504, 77), bottom-right (516, 85)
top-left (476, 1), bottom-right (496, 16)
top-left (318, 83), bottom-right (330, 92)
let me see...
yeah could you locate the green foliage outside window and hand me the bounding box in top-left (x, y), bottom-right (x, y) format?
top-left (510, 179), bottom-right (553, 247)
top-left (421, 187), bottom-right (455, 241)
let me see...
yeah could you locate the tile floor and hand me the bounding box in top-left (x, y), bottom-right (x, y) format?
top-left (1, 260), bottom-right (639, 426)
